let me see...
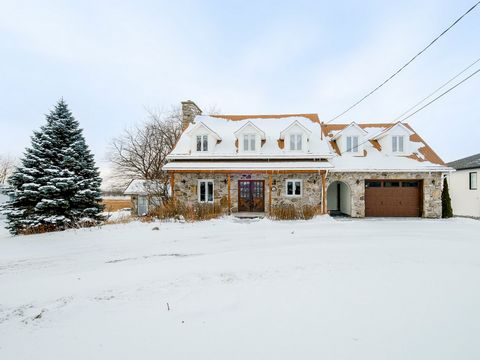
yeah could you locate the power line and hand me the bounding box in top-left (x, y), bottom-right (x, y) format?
top-left (336, 66), bottom-right (480, 154)
top-left (326, 0), bottom-right (480, 124)
top-left (393, 56), bottom-right (480, 121)
top-left (398, 67), bottom-right (480, 122)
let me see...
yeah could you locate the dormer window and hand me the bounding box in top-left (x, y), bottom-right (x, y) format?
top-left (196, 135), bottom-right (208, 152)
top-left (392, 135), bottom-right (404, 153)
top-left (243, 134), bottom-right (256, 151)
top-left (289, 134), bottom-right (302, 151)
top-left (346, 136), bottom-right (359, 153)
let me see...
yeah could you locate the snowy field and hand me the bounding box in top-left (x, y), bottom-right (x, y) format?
top-left (1, 216), bottom-right (479, 360)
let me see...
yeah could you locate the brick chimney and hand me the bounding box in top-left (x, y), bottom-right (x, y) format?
top-left (181, 100), bottom-right (202, 129)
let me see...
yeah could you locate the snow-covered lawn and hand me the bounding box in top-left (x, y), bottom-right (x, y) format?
top-left (1, 216), bottom-right (479, 360)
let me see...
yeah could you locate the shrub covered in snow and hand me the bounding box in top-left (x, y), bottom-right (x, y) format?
top-left (2, 99), bottom-right (104, 234)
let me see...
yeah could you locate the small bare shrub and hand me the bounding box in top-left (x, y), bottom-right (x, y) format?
top-left (269, 204), bottom-right (298, 220)
top-left (150, 200), bottom-right (225, 222)
top-left (300, 205), bottom-right (320, 220)
top-left (269, 204), bottom-right (320, 220)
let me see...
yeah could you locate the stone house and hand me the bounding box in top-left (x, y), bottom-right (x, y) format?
top-left (162, 101), bottom-right (451, 218)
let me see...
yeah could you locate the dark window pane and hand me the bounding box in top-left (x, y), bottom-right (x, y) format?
top-left (295, 181), bottom-right (301, 195)
top-left (207, 182), bottom-right (213, 202)
top-left (203, 135), bottom-right (208, 151)
top-left (196, 136), bottom-right (202, 151)
top-left (366, 181), bottom-right (382, 188)
top-left (470, 172), bottom-right (477, 190)
top-left (402, 181), bottom-right (419, 187)
top-left (384, 181), bottom-right (400, 187)
top-left (200, 182), bottom-right (205, 201)
top-left (287, 181), bottom-right (293, 195)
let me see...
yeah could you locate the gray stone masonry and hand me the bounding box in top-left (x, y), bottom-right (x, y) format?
top-left (172, 171), bottom-right (443, 218)
top-left (326, 171), bottom-right (443, 218)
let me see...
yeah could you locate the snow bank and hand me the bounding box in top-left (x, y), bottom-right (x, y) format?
top-left (0, 217), bottom-right (479, 359)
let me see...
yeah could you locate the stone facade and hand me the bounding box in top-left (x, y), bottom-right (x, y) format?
top-left (326, 171), bottom-right (443, 218)
top-left (172, 171), bottom-right (443, 218)
top-left (172, 172), bottom-right (324, 214)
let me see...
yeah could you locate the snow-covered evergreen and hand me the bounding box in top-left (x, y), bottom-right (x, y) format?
top-left (3, 99), bottom-right (103, 234)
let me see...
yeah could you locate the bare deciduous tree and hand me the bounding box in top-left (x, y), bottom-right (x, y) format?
top-left (0, 155), bottom-right (15, 185)
top-left (108, 106), bottom-right (183, 196)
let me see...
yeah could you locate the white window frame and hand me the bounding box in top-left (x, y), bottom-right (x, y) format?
top-left (243, 133), bottom-right (256, 152)
top-left (392, 135), bottom-right (405, 153)
top-left (346, 136), bottom-right (359, 153)
top-left (470, 172), bottom-right (478, 190)
top-left (289, 133), bottom-right (303, 151)
top-left (198, 179), bottom-right (214, 203)
top-left (285, 179), bottom-right (302, 197)
top-left (196, 134), bottom-right (209, 152)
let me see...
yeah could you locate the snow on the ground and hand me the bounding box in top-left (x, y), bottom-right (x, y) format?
top-left (1, 216), bottom-right (479, 360)
top-left (102, 209), bottom-right (132, 222)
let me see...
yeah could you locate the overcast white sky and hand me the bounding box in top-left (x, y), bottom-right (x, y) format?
top-left (0, 0), bottom-right (479, 178)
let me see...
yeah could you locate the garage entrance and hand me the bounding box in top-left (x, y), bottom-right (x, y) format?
top-left (365, 180), bottom-right (422, 217)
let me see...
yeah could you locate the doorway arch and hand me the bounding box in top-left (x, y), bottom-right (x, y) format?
top-left (327, 181), bottom-right (352, 216)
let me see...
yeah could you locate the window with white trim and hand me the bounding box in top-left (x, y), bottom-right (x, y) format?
top-left (346, 136), bottom-right (359, 153)
top-left (286, 179), bottom-right (302, 196)
top-left (198, 180), bottom-right (214, 203)
top-left (470, 172), bottom-right (478, 190)
top-left (392, 135), bottom-right (405, 153)
top-left (196, 135), bottom-right (208, 152)
top-left (289, 134), bottom-right (303, 150)
top-left (243, 134), bottom-right (256, 151)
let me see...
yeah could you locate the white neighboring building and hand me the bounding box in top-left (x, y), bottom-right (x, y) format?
top-left (447, 153), bottom-right (480, 218)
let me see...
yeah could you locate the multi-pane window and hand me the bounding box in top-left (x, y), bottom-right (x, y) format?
top-left (470, 172), bottom-right (478, 190)
top-left (243, 134), bottom-right (256, 151)
top-left (196, 135), bottom-right (208, 151)
top-left (198, 180), bottom-right (214, 203)
top-left (346, 136), bottom-right (359, 153)
top-left (286, 180), bottom-right (302, 196)
top-left (392, 135), bottom-right (405, 153)
top-left (289, 134), bottom-right (303, 150)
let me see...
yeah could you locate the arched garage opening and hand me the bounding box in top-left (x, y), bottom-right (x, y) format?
top-left (327, 181), bottom-right (352, 216)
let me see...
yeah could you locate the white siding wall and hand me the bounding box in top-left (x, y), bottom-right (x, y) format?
top-left (448, 169), bottom-right (480, 218)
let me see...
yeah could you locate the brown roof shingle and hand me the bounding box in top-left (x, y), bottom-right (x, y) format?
top-left (321, 123), bottom-right (445, 165)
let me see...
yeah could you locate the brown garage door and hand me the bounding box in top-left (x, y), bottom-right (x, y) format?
top-left (365, 180), bottom-right (422, 217)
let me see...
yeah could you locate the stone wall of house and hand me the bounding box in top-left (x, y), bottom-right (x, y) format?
top-left (172, 172), bottom-right (324, 214)
top-left (326, 171), bottom-right (443, 218)
top-left (172, 171), bottom-right (443, 218)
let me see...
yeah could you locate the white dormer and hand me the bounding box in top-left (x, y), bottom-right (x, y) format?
top-left (280, 120), bottom-right (312, 152)
top-left (371, 122), bottom-right (412, 155)
top-left (187, 122), bottom-right (222, 153)
top-left (331, 122), bottom-right (367, 155)
top-left (234, 121), bottom-right (266, 153)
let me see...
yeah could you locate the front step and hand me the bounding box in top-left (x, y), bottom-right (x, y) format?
top-left (234, 212), bottom-right (266, 219)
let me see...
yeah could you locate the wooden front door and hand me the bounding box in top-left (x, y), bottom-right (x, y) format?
top-left (238, 180), bottom-right (265, 212)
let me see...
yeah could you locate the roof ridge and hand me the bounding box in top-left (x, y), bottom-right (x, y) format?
top-left (210, 114), bottom-right (320, 123)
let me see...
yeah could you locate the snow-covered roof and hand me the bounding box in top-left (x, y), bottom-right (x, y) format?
top-left (124, 180), bottom-right (165, 195)
top-left (164, 116), bottom-right (451, 173)
top-left (163, 161), bottom-right (333, 171)
top-left (168, 114), bottom-right (331, 160)
top-left (321, 123), bottom-right (452, 172)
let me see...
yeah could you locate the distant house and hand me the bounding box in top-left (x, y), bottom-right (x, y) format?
top-left (124, 179), bottom-right (165, 216)
top-left (161, 100), bottom-right (452, 218)
top-left (447, 153), bottom-right (480, 218)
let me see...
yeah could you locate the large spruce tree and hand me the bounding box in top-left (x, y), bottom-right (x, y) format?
top-left (3, 99), bottom-right (103, 234)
